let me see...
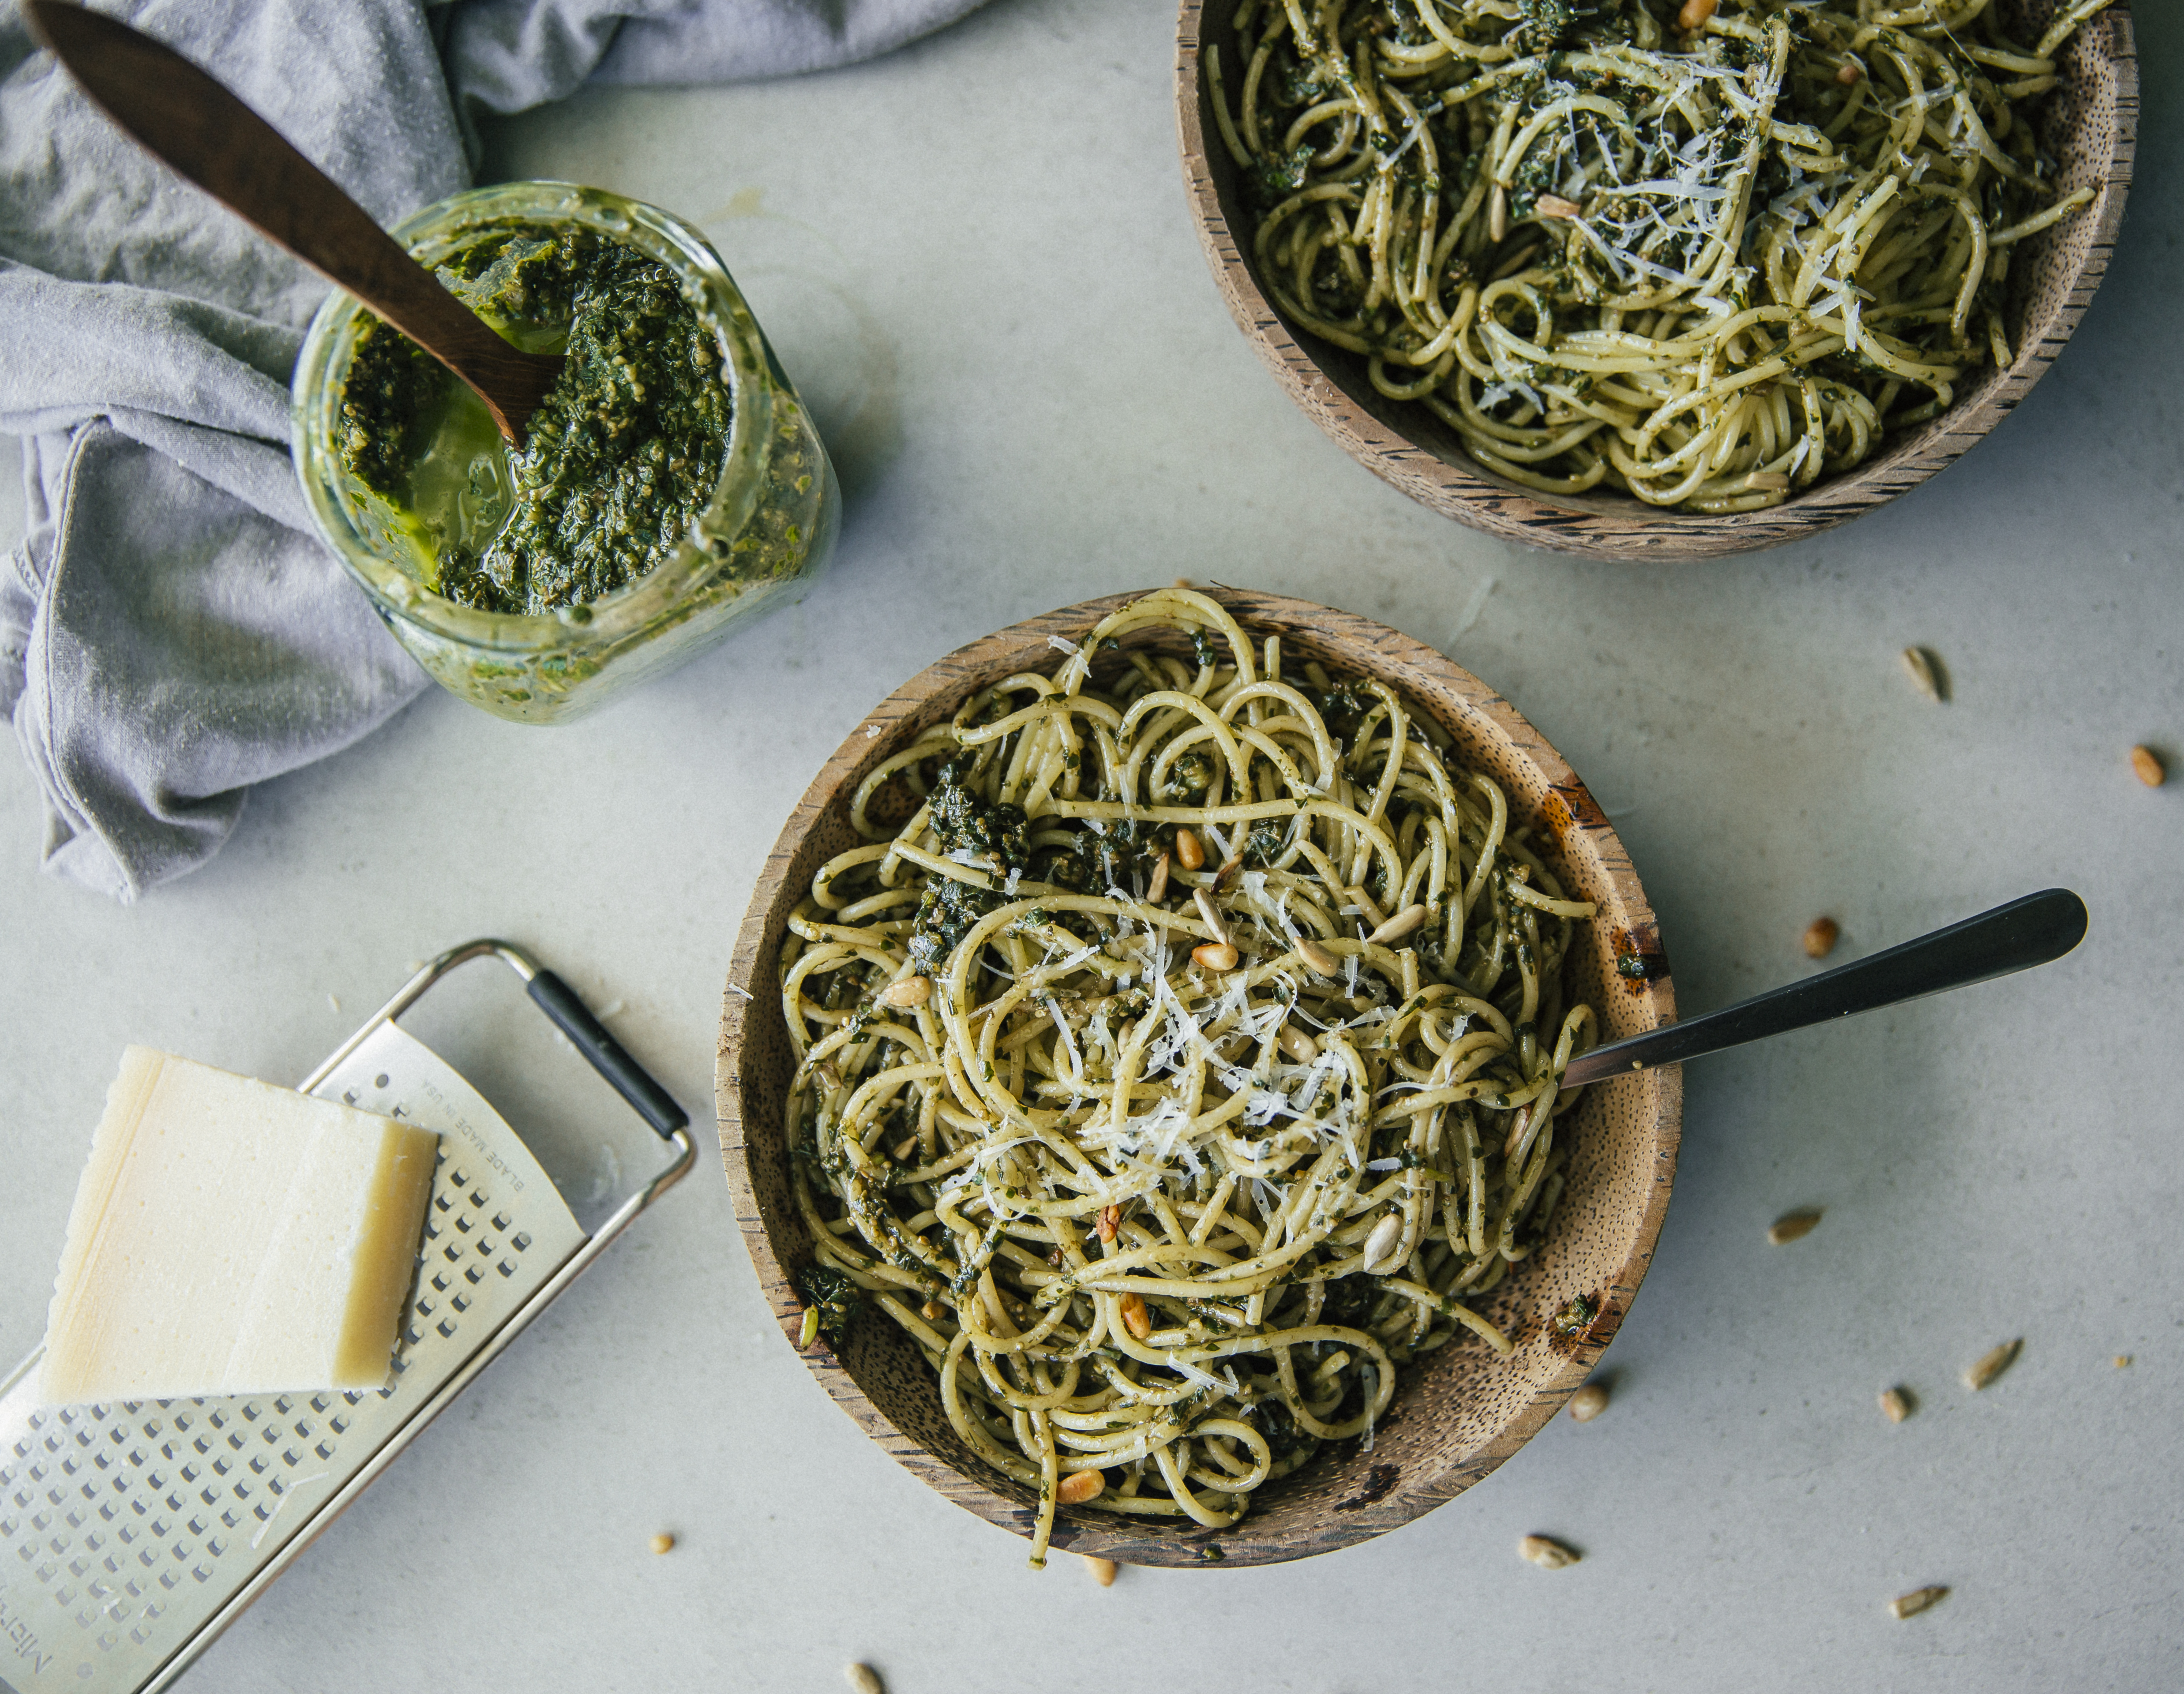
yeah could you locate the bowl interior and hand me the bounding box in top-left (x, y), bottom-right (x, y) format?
top-left (719, 588), bottom-right (1680, 1566)
top-left (1175, 0), bottom-right (2136, 559)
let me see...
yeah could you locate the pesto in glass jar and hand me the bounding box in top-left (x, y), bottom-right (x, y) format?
top-left (338, 224), bottom-right (732, 615)
top-left (294, 181), bottom-right (837, 725)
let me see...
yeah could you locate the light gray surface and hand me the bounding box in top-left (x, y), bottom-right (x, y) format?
top-left (1, 1), bottom-right (2177, 1689)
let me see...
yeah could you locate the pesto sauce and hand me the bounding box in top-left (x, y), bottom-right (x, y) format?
top-left (337, 222), bottom-right (730, 616)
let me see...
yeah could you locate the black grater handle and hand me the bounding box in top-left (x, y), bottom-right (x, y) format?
top-left (526, 970), bottom-right (690, 1138)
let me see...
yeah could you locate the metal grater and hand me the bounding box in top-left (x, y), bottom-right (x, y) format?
top-left (0, 941), bottom-right (693, 1694)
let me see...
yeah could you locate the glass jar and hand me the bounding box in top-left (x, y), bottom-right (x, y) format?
top-left (292, 180), bottom-right (837, 724)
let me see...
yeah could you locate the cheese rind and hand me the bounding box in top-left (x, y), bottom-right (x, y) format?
top-left (39, 1047), bottom-right (440, 1405)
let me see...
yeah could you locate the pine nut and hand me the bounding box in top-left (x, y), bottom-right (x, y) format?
top-left (1519, 1534), bottom-right (1579, 1569)
top-left (1568, 1383), bottom-right (1609, 1422)
top-left (1488, 182), bottom-right (1508, 243)
top-left (1057, 1469), bottom-right (1106, 1505)
top-left (1901, 645), bottom-right (1945, 702)
top-left (1889, 1585), bottom-right (1948, 1620)
top-left (1768, 1209), bottom-right (1822, 1244)
top-left (1837, 59), bottom-right (1862, 84)
top-left (1097, 1204), bottom-right (1120, 1243)
top-left (1214, 851), bottom-right (1245, 891)
top-left (1965, 1338), bottom-right (2021, 1390)
top-left (891, 1136), bottom-right (918, 1162)
top-left (650, 1532), bottom-right (675, 1554)
top-left (1175, 828), bottom-right (1206, 870)
top-left (1803, 916), bottom-right (1839, 958)
top-left (1118, 1291), bottom-right (1152, 1340)
top-left (1678, 0), bottom-right (1718, 30)
top-left (920, 1298), bottom-right (945, 1321)
top-left (1879, 1387), bottom-right (1913, 1423)
top-left (1086, 1555), bottom-right (1119, 1586)
top-left (879, 974), bottom-right (932, 1008)
top-left (1194, 886), bottom-right (1230, 945)
top-left (1536, 193), bottom-right (1581, 220)
top-left (1366, 904), bottom-right (1428, 947)
top-left (1296, 937), bottom-right (1341, 976)
top-left (1193, 941), bottom-right (1240, 972)
top-left (846, 1666), bottom-right (885, 1694)
top-left (1146, 851), bottom-right (1171, 903)
top-left (1278, 1024), bottom-right (1319, 1063)
top-left (2131, 745), bottom-right (2165, 787)
top-left (1361, 1211), bottom-right (1403, 1274)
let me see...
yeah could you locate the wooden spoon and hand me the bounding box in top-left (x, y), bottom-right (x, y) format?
top-left (25, 0), bottom-right (562, 444)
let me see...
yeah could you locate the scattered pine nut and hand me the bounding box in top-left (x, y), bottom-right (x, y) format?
top-left (798, 1306), bottom-right (822, 1348)
top-left (1086, 1555), bottom-right (1119, 1586)
top-left (1118, 1291), bottom-right (1152, 1341)
top-left (1278, 1023), bottom-right (1319, 1063)
top-left (2115, 1354), bottom-right (2133, 1368)
top-left (1537, 193), bottom-right (1582, 220)
top-left (1837, 59), bottom-right (1862, 83)
top-left (1057, 1469), bottom-right (1106, 1505)
top-left (1193, 941), bottom-right (1241, 972)
top-left (878, 974), bottom-right (932, 1009)
top-left (1193, 886), bottom-right (1231, 945)
top-left (1366, 903), bottom-right (1429, 947)
top-left (1768, 1208), bottom-right (1823, 1244)
top-left (1295, 937), bottom-right (1340, 976)
top-left (1901, 645), bottom-right (1945, 702)
top-left (1213, 851), bottom-right (1245, 891)
top-left (1678, 0), bottom-right (1719, 29)
top-left (1146, 851), bottom-right (1171, 903)
top-left (1519, 1534), bottom-right (1580, 1570)
top-left (1889, 1585), bottom-right (1948, 1620)
top-left (2131, 745), bottom-right (2165, 787)
top-left (649, 1531), bottom-right (675, 1555)
top-left (1879, 1387), bottom-right (1913, 1423)
top-left (1803, 916), bottom-right (1839, 958)
top-left (1097, 1204), bottom-right (1120, 1244)
top-left (1174, 827), bottom-right (1206, 871)
top-left (891, 1136), bottom-right (918, 1162)
top-left (846, 1666), bottom-right (885, 1694)
top-left (1488, 182), bottom-right (1508, 243)
top-left (1965, 1338), bottom-right (2022, 1390)
top-left (1568, 1383), bottom-right (1609, 1422)
top-left (1361, 1212), bottom-right (1403, 1274)
top-left (1744, 470), bottom-right (1791, 492)
top-left (920, 1298), bottom-right (945, 1321)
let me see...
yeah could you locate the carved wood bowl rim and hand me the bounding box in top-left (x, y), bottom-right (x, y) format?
top-left (1174, 0), bottom-right (2138, 562)
top-left (719, 588), bottom-right (1681, 1567)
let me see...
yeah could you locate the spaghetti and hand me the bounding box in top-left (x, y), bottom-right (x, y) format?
top-left (780, 591), bottom-right (1597, 1564)
top-left (1206, 0), bottom-right (2116, 511)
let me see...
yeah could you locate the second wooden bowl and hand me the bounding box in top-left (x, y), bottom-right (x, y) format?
top-left (719, 588), bottom-right (1681, 1567)
top-left (1175, 0), bottom-right (2138, 561)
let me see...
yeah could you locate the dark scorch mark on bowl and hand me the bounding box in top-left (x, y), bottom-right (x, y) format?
top-left (1334, 1463), bottom-right (1403, 1513)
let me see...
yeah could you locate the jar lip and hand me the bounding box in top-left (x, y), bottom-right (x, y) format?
top-left (292, 180), bottom-right (775, 652)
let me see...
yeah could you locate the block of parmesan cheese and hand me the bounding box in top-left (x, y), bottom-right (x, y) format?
top-left (39, 1046), bottom-right (440, 1405)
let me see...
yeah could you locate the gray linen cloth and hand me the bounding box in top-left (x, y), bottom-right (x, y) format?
top-left (0, 0), bottom-right (984, 900)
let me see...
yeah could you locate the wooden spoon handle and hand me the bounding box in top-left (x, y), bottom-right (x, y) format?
top-left (25, 0), bottom-right (558, 441)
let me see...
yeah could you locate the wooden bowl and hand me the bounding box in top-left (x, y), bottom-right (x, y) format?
top-left (718, 588), bottom-right (1681, 1567)
top-left (1175, 1), bottom-right (2138, 561)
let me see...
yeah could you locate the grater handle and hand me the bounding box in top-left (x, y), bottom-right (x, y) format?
top-left (526, 969), bottom-right (690, 1138)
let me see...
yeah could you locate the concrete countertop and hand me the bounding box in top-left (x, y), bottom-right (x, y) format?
top-left (2, 3), bottom-right (2177, 1689)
